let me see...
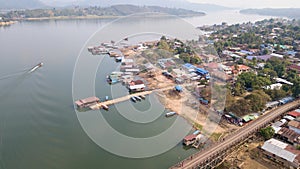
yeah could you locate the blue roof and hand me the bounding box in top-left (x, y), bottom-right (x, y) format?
top-left (175, 85), bottom-right (183, 91)
top-left (286, 51), bottom-right (297, 56)
top-left (196, 68), bottom-right (209, 75)
top-left (183, 63), bottom-right (196, 69)
top-left (240, 50), bottom-right (253, 55)
top-left (246, 55), bottom-right (256, 60)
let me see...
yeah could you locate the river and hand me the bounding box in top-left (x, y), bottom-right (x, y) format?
top-left (0, 10), bottom-right (274, 169)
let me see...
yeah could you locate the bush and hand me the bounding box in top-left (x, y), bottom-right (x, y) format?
top-left (260, 126), bottom-right (275, 140)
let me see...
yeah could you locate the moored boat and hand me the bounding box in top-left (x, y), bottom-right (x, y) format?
top-left (101, 104), bottom-right (109, 110)
top-left (134, 96), bottom-right (142, 101)
top-left (130, 96), bottom-right (137, 102)
top-left (165, 112), bottom-right (177, 117)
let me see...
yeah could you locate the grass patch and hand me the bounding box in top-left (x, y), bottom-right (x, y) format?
top-left (193, 123), bottom-right (203, 130)
top-left (210, 132), bottom-right (222, 142)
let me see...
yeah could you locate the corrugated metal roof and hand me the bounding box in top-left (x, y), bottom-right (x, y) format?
top-left (262, 138), bottom-right (296, 162)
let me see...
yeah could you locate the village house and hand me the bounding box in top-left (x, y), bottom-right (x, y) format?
top-left (288, 120), bottom-right (300, 134)
top-left (261, 138), bottom-right (300, 169)
top-left (231, 64), bottom-right (250, 75)
top-left (157, 58), bottom-right (176, 70)
top-left (277, 127), bottom-right (300, 146)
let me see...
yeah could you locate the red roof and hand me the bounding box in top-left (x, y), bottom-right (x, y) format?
top-left (231, 65), bottom-right (250, 71)
top-left (288, 111), bottom-right (300, 118)
top-left (134, 80), bottom-right (144, 85)
top-left (290, 64), bottom-right (300, 72)
top-left (129, 80), bottom-right (144, 86)
top-left (183, 134), bottom-right (197, 141)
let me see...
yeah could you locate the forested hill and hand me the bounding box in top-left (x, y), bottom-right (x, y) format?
top-left (1, 4), bottom-right (205, 19)
top-left (240, 8), bottom-right (300, 19)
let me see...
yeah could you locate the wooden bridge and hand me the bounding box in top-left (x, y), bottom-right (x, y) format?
top-left (169, 100), bottom-right (300, 169)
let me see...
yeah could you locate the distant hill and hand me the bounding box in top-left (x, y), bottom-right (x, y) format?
top-left (1, 4), bottom-right (205, 19)
top-left (0, 0), bottom-right (45, 9)
top-left (105, 4), bottom-right (205, 16)
top-left (240, 8), bottom-right (300, 19)
top-left (41, 0), bottom-right (231, 12)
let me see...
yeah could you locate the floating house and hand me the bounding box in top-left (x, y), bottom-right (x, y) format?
top-left (183, 134), bottom-right (197, 146)
top-left (128, 80), bottom-right (145, 92)
top-left (75, 97), bottom-right (100, 109)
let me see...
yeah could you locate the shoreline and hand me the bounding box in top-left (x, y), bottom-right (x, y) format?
top-left (16, 13), bottom-right (205, 21)
top-left (0, 21), bottom-right (17, 26)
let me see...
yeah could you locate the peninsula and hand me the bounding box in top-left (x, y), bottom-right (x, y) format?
top-left (0, 4), bottom-right (205, 21)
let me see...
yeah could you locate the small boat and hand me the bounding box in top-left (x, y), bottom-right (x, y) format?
top-left (101, 104), bottom-right (109, 110)
top-left (105, 96), bottom-right (109, 101)
top-left (134, 96), bottom-right (142, 101)
top-left (139, 95), bottom-right (145, 99)
top-left (115, 57), bottom-right (122, 62)
top-left (193, 130), bottom-right (201, 135)
top-left (130, 96), bottom-right (137, 102)
top-left (165, 112), bottom-right (177, 117)
top-left (29, 62), bottom-right (43, 72)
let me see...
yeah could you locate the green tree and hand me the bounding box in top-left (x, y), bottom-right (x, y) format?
top-left (260, 126), bottom-right (275, 140)
top-left (245, 90), bottom-right (270, 111)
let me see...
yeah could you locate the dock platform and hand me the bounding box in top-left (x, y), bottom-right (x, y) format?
top-left (89, 91), bottom-right (152, 110)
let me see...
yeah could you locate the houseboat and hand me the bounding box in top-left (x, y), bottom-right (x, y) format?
top-left (183, 134), bottom-right (197, 146)
top-left (128, 80), bottom-right (145, 92)
top-left (75, 97), bottom-right (100, 109)
top-left (165, 112), bottom-right (177, 117)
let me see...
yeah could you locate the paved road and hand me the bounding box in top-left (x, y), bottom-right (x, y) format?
top-left (171, 100), bottom-right (300, 169)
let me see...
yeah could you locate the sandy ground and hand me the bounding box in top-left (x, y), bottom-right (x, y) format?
top-left (121, 46), bottom-right (235, 136)
top-left (220, 138), bottom-right (272, 169)
top-left (241, 158), bottom-right (269, 169)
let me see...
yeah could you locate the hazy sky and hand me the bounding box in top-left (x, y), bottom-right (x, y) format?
top-left (41, 0), bottom-right (300, 8)
top-left (188, 0), bottom-right (300, 8)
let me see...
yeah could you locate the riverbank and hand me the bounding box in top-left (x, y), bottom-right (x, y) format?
top-left (0, 21), bottom-right (17, 26)
top-left (24, 13), bottom-right (204, 21)
top-left (25, 15), bottom-right (121, 21)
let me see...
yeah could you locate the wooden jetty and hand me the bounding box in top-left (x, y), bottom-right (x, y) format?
top-left (88, 83), bottom-right (195, 110)
top-left (89, 91), bottom-right (152, 110)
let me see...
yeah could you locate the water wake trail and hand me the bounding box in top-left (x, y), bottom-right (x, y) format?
top-left (0, 68), bottom-right (31, 81)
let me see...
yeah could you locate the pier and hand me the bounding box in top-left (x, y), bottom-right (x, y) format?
top-left (88, 83), bottom-right (195, 110)
top-left (89, 91), bottom-right (153, 110)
